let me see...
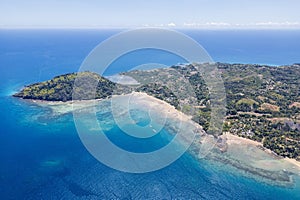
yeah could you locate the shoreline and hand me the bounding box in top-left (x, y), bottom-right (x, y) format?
top-left (23, 92), bottom-right (202, 129)
top-left (225, 133), bottom-right (300, 164)
top-left (285, 158), bottom-right (300, 170)
top-left (16, 92), bottom-right (300, 184)
top-left (222, 133), bottom-right (300, 172)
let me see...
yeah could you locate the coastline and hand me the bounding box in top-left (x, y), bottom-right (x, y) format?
top-left (221, 133), bottom-right (300, 173)
top-left (224, 133), bottom-right (300, 167)
top-left (25, 98), bottom-right (104, 115)
top-left (25, 92), bottom-right (202, 129)
top-left (19, 92), bottom-right (300, 185)
top-left (285, 158), bottom-right (300, 170)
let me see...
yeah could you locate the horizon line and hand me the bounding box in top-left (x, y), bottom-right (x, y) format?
top-left (1, 26), bottom-right (300, 30)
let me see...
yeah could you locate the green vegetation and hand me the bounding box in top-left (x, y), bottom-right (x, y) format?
top-left (217, 63), bottom-right (300, 160)
top-left (135, 83), bottom-right (179, 108)
top-left (14, 72), bottom-right (121, 101)
top-left (14, 63), bottom-right (300, 160)
top-left (124, 63), bottom-right (300, 160)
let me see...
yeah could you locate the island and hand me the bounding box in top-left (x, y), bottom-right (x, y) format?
top-left (14, 62), bottom-right (300, 161)
top-left (13, 62), bottom-right (300, 186)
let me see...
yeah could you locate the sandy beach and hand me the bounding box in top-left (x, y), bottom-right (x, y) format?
top-left (119, 92), bottom-right (200, 126)
top-left (29, 92), bottom-right (202, 129)
top-left (225, 133), bottom-right (299, 167)
top-left (29, 92), bottom-right (300, 184)
top-left (223, 132), bottom-right (262, 146)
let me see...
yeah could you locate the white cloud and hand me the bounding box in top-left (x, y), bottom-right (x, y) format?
top-left (254, 21), bottom-right (300, 26)
top-left (167, 22), bottom-right (176, 27)
top-left (183, 22), bottom-right (231, 27)
top-left (205, 22), bottom-right (231, 26)
top-left (182, 21), bottom-right (300, 29)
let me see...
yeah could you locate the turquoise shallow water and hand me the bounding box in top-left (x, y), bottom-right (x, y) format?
top-left (0, 29), bottom-right (300, 199)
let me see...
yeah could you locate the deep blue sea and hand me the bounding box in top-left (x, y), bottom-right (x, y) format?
top-left (0, 29), bottom-right (300, 199)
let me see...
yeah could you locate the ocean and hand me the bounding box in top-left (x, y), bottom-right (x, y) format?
top-left (0, 29), bottom-right (300, 199)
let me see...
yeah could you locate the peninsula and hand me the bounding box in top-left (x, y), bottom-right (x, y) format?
top-left (14, 63), bottom-right (300, 162)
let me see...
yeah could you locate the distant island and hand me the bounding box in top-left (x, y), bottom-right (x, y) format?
top-left (14, 63), bottom-right (300, 161)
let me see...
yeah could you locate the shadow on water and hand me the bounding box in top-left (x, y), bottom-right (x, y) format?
top-left (40, 159), bottom-right (98, 198)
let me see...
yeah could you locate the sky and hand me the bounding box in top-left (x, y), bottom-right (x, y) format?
top-left (0, 0), bottom-right (300, 29)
